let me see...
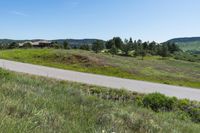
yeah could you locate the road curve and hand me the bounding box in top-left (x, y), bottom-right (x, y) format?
top-left (0, 59), bottom-right (200, 101)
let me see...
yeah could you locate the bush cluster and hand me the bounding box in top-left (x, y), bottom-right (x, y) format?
top-left (142, 93), bottom-right (177, 112)
top-left (83, 87), bottom-right (142, 102)
top-left (82, 87), bottom-right (200, 123)
top-left (142, 93), bottom-right (200, 123)
top-left (178, 99), bottom-right (200, 123)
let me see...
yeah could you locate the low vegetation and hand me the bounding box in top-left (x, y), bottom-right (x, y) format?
top-left (178, 41), bottom-right (200, 52)
top-left (0, 49), bottom-right (200, 88)
top-left (167, 37), bottom-right (200, 52)
top-left (174, 52), bottom-right (200, 62)
top-left (0, 68), bottom-right (199, 132)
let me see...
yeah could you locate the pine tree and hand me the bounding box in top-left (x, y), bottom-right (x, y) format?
top-left (63, 41), bottom-right (70, 49)
top-left (160, 45), bottom-right (169, 57)
top-left (92, 40), bottom-right (105, 53)
top-left (109, 44), bottom-right (118, 56)
top-left (121, 39), bottom-right (130, 56)
top-left (8, 42), bottom-right (19, 49)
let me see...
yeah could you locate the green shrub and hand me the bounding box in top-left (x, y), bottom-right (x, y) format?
top-left (177, 99), bottom-right (200, 123)
top-left (86, 89), bottom-right (200, 123)
top-left (134, 95), bottom-right (143, 106)
top-left (175, 110), bottom-right (191, 121)
top-left (142, 93), bottom-right (177, 112)
top-left (84, 87), bottom-right (141, 102)
top-left (174, 52), bottom-right (200, 63)
top-left (188, 108), bottom-right (200, 123)
top-left (22, 43), bottom-right (32, 48)
top-left (0, 68), bottom-right (11, 79)
top-left (178, 99), bottom-right (190, 110)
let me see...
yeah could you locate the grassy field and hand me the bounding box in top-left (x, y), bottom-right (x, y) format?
top-left (0, 68), bottom-right (199, 132)
top-left (0, 49), bottom-right (200, 88)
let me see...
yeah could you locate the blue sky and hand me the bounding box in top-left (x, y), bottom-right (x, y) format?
top-left (0, 0), bottom-right (199, 42)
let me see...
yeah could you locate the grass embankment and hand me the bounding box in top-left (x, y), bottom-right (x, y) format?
top-left (0, 49), bottom-right (200, 88)
top-left (0, 68), bottom-right (200, 132)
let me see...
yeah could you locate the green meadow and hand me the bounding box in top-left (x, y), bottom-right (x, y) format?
top-left (0, 49), bottom-right (199, 88)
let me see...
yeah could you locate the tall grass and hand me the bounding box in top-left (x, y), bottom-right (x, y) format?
top-left (0, 68), bottom-right (199, 133)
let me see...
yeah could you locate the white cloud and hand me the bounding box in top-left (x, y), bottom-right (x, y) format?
top-left (10, 11), bottom-right (29, 17)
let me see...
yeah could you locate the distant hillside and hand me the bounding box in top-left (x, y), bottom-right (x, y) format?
top-left (0, 39), bottom-right (49, 44)
top-left (167, 37), bottom-right (200, 52)
top-left (0, 39), bottom-right (23, 44)
top-left (53, 39), bottom-right (102, 47)
top-left (0, 39), bottom-right (103, 47)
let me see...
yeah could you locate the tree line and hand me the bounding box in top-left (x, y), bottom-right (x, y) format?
top-left (0, 37), bottom-right (181, 58)
top-left (90, 37), bottom-right (181, 58)
top-left (0, 41), bottom-right (71, 49)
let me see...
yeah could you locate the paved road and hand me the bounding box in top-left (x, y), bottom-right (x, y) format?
top-left (0, 59), bottom-right (200, 101)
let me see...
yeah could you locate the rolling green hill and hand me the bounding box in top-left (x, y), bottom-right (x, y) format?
top-left (167, 37), bottom-right (200, 52)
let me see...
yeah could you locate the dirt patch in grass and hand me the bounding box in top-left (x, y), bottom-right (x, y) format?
top-left (127, 68), bottom-right (141, 76)
top-left (66, 55), bottom-right (91, 64)
top-left (55, 54), bottom-right (110, 67)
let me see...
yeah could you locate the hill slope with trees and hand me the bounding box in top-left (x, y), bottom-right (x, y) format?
top-left (167, 37), bottom-right (200, 52)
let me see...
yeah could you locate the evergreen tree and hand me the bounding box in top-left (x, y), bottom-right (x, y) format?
top-left (105, 39), bottom-right (114, 49)
top-left (149, 41), bottom-right (157, 55)
top-left (160, 45), bottom-right (169, 57)
top-left (128, 38), bottom-right (134, 51)
top-left (109, 44), bottom-right (118, 56)
top-left (113, 37), bottom-right (123, 49)
top-left (0, 43), bottom-right (3, 49)
top-left (171, 43), bottom-right (180, 53)
top-left (50, 42), bottom-right (63, 49)
top-left (92, 40), bottom-right (105, 53)
top-left (80, 44), bottom-right (90, 51)
top-left (121, 39), bottom-right (131, 56)
top-left (63, 41), bottom-right (70, 49)
top-left (137, 39), bottom-right (142, 45)
top-left (8, 42), bottom-right (19, 49)
top-left (133, 40), bottom-right (138, 50)
top-left (23, 42), bottom-right (32, 48)
top-left (134, 46), bottom-right (146, 59)
top-left (142, 42), bottom-right (149, 50)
